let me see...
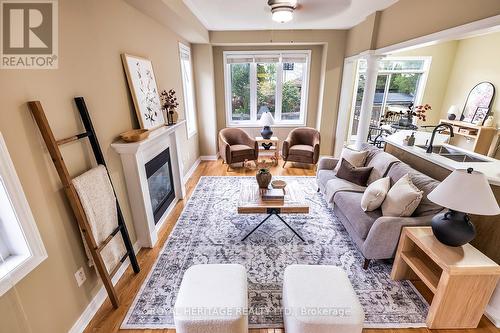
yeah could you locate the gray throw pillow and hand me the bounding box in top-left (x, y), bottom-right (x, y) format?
top-left (336, 158), bottom-right (373, 187)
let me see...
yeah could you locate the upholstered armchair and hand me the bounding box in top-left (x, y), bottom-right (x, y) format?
top-left (282, 127), bottom-right (320, 167)
top-left (218, 128), bottom-right (258, 170)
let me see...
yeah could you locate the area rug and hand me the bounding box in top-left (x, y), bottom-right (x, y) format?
top-left (122, 176), bottom-right (428, 329)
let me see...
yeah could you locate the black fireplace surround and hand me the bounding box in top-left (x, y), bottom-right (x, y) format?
top-left (145, 148), bottom-right (175, 224)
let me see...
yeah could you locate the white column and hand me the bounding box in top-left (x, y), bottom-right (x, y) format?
top-left (355, 52), bottom-right (381, 150)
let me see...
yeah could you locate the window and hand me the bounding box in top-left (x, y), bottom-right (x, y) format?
top-left (0, 133), bottom-right (47, 296)
top-left (224, 50), bottom-right (310, 126)
top-left (179, 43), bottom-right (197, 138)
top-left (348, 57), bottom-right (431, 138)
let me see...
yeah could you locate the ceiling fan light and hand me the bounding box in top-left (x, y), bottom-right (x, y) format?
top-left (272, 7), bottom-right (293, 23)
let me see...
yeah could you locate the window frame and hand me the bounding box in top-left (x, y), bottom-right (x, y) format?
top-left (178, 42), bottom-right (198, 138)
top-left (0, 133), bottom-right (47, 296)
top-left (347, 56), bottom-right (432, 141)
top-left (223, 50), bottom-right (311, 128)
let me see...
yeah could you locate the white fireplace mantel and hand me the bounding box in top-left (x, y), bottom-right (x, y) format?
top-left (111, 121), bottom-right (186, 248)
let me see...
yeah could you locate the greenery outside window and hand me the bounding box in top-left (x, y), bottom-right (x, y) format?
top-left (349, 57), bottom-right (431, 138)
top-left (224, 51), bottom-right (311, 127)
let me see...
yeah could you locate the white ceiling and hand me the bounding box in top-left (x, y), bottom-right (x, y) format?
top-left (183, 0), bottom-right (398, 31)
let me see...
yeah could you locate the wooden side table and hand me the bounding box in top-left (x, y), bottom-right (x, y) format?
top-left (391, 227), bottom-right (500, 329)
top-left (255, 136), bottom-right (279, 166)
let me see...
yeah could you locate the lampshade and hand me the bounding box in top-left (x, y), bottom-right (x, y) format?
top-left (428, 169), bottom-right (500, 215)
top-left (260, 112), bottom-right (275, 126)
top-left (447, 105), bottom-right (460, 116)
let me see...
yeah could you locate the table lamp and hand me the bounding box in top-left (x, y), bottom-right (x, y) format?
top-left (427, 168), bottom-right (500, 246)
top-left (260, 111), bottom-right (275, 139)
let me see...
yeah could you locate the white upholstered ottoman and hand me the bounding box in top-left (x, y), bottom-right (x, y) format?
top-left (174, 264), bottom-right (248, 333)
top-left (283, 265), bottom-right (364, 333)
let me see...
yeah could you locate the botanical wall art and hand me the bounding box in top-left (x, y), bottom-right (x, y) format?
top-left (460, 82), bottom-right (495, 123)
top-left (121, 54), bottom-right (165, 129)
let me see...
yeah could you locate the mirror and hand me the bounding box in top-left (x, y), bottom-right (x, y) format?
top-left (460, 82), bottom-right (495, 124)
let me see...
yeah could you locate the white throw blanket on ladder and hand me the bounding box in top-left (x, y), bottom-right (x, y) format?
top-left (73, 165), bottom-right (126, 274)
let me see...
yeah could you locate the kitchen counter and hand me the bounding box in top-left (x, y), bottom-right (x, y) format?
top-left (385, 130), bottom-right (500, 186)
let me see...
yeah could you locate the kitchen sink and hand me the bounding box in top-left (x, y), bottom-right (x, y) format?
top-left (415, 145), bottom-right (459, 154)
top-left (415, 145), bottom-right (491, 163)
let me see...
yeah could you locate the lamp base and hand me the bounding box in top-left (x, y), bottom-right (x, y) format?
top-left (261, 126), bottom-right (273, 139)
top-left (431, 210), bottom-right (476, 247)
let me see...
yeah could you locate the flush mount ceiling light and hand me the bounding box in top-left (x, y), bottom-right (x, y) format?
top-left (268, 0), bottom-right (297, 23)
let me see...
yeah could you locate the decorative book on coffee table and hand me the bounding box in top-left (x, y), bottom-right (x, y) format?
top-left (262, 188), bottom-right (284, 201)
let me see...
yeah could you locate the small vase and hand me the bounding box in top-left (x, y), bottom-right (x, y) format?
top-left (256, 172), bottom-right (272, 189)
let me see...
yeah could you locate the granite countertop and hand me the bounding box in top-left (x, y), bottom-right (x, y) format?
top-left (385, 130), bottom-right (500, 186)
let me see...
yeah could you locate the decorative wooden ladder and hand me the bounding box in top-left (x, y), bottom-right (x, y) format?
top-left (28, 97), bottom-right (140, 308)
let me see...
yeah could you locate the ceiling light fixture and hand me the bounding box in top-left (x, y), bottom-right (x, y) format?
top-left (268, 0), bottom-right (297, 23)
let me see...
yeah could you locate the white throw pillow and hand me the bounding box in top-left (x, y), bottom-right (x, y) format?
top-left (361, 177), bottom-right (390, 211)
top-left (382, 174), bottom-right (424, 217)
top-left (334, 148), bottom-right (368, 173)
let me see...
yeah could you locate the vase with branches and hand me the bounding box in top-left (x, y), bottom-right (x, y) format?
top-left (160, 89), bottom-right (179, 125)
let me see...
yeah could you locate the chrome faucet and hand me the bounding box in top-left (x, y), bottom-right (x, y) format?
top-left (426, 124), bottom-right (454, 153)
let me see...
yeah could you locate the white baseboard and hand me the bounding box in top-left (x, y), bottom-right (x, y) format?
top-left (486, 306), bottom-right (500, 328)
top-left (200, 155), bottom-right (218, 161)
top-left (68, 242), bottom-right (141, 333)
top-left (183, 158), bottom-right (201, 184)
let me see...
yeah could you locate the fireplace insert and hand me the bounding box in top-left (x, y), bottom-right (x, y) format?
top-left (145, 148), bottom-right (175, 224)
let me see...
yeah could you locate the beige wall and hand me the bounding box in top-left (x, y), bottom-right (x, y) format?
top-left (440, 32), bottom-right (500, 156)
top-left (345, 0), bottom-right (500, 57)
top-left (394, 41), bottom-right (459, 125)
top-left (213, 44), bottom-right (323, 141)
top-left (192, 44), bottom-right (218, 157)
top-left (0, 0), bottom-right (201, 332)
top-left (210, 30), bottom-right (347, 155)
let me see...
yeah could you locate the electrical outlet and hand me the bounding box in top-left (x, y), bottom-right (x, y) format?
top-left (74, 267), bottom-right (86, 287)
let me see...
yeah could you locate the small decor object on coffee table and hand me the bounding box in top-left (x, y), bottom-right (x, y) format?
top-left (271, 179), bottom-right (287, 189)
top-left (262, 188), bottom-right (285, 201)
top-left (427, 168), bottom-right (500, 246)
top-left (256, 168), bottom-right (272, 189)
top-left (160, 89), bottom-right (179, 125)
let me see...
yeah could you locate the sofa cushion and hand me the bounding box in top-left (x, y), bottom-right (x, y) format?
top-left (334, 148), bottom-right (368, 173)
top-left (361, 177), bottom-right (390, 211)
top-left (382, 174), bottom-right (424, 217)
top-left (230, 144), bottom-right (254, 157)
top-left (359, 143), bottom-right (383, 165)
top-left (289, 144), bottom-right (314, 157)
top-left (365, 151), bottom-right (399, 185)
top-left (334, 191), bottom-right (382, 239)
top-left (386, 162), bottom-right (443, 216)
top-left (324, 178), bottom-right (366, 205)
top-left (336, 158), bottom-right (373, 186)
top-left (317, 169), bottom-right (337, 193)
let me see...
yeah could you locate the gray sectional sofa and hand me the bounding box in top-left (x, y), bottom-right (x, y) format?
top-left (316, 144), bottom-right (444, 268)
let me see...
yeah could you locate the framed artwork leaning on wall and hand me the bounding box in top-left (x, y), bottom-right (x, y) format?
top-left (121, 53), bottom-right (165, 129)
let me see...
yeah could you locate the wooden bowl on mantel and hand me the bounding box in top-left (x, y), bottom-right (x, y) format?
top-left (119, 129), bottom-right (150, 143)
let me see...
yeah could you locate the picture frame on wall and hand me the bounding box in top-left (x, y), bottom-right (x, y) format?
top-left (121, 54), bottom-right (165, 130)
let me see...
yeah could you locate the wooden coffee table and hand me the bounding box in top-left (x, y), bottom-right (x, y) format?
top-left (237, 181), bottom-right (309, 242)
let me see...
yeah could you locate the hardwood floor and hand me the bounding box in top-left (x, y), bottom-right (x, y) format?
top-left (84, 160), bottom-right (498, 333)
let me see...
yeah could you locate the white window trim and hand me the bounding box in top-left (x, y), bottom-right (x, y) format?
top-left (0, 133), bottom-right (47, 296)
top-left (223, 50), bottom-right (311, 128)
top-left (179, 42), bottom-right (198, 138)
top-left (347, 56), bottom-right (432, 142)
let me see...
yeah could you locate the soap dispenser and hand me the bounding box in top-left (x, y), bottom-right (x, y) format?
top-left (408, 132), bottom-right (416, 146)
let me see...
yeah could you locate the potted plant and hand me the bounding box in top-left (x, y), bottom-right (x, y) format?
top-left (256, 168), bottom-right (272, 189)
top-left (398, 103), bottom-right (428, 127)
top-left (160, 89), bottom-right (179, 125)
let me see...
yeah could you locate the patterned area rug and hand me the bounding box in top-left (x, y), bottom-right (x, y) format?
top-left (122, 176), bottom-right (428, 329)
